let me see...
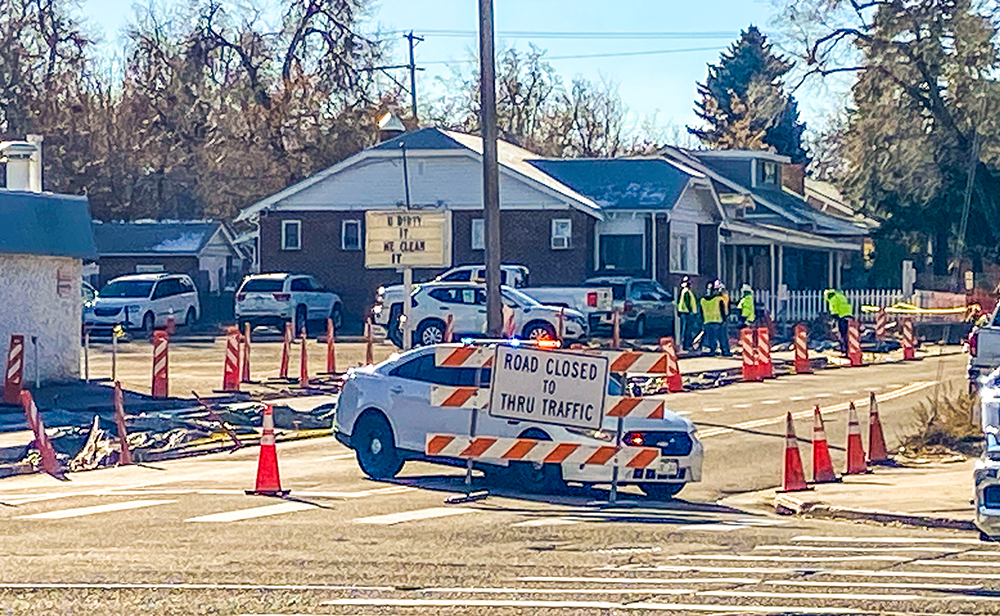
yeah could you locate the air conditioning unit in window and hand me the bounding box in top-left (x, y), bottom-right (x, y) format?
top-left (552, 236), bottom-right (570, 249)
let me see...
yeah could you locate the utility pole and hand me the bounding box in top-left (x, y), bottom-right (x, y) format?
top-left (956, 98), bottom-right (986, 292)
top-left (478, 0), bottom-right (502, 336)
top-left (404, 31), bottom-right (424, 125)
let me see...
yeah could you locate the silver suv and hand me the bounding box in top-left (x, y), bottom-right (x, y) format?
top-left (235, 273), bottom-right (343, 335)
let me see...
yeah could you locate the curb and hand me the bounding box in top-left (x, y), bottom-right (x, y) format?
top-left (773, 493), bottom-right (976, 532)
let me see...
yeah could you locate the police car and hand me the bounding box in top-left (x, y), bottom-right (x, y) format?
top-left (334, 343), bottom-right (703, 499)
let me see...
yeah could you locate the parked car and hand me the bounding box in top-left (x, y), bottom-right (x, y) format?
top-left (379, 282), bottom-right (587, 348)
top-left (86, 273), bottom-right (200, 334)
top-left (81, 281), bottom-right (97, 307)
top-left (375, 263), bottom-right (529, 308)
top-left (334, 343), bottom-right (702, 498)
top-left (585, 276), bottom-right (676, 338)
top-left (520, 286), bottom-right (614, 332)
top-left (235, 273), bottom-right (343, 334)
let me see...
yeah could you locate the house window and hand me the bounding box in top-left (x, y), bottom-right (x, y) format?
top-left (599, 234), bottom-right (644, 273)
top-left (342, 220), bottom-right (361, 251)
top-left (670, 222), bottom-right (699, 274)
top-left (281, 220), bottom-right (301, 251)
top-left (758, 160), bottom-right (779, 186)
top-left (551, 218), bottom-right (572, 250)
top-left (471, 218), bottom-right (485, 251)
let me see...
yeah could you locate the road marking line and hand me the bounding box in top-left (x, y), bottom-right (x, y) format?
top-left (763, 580), bottom-right (982, 591)
top-left (17, 499), bottom-right (174, 520)
top-left (701, 407), bottom-right (723, 412)
top-left (186, 502), bottom-right (316, 522)
top-left (316, 453), bottom-right (356, 461)
top-left (700, 590), bottom-right (922, 601)
top-left (792, 535), bottom-right (985, 545)
top-left (297, 486), bottom-right (415, 499)
top-left (512, 517), bottom-right (580, 527)
top-left (761, 400), bottom-right (781, 405)
top-left (732, 403), bottom-right (752, 409)
top-left (668, 554), bottom-right (903, 562)
top-left (698, 382), bottom-right (934, 439)
top-left (422, 587), bottom-right (694, 595)
top-left (353, 507), bottom-right (476, 525)
top-left (601, 565), bottom-right (1000, 580)
top-left (754, 545), bottom-right (954, 553)
top-left (517, 577), bottom-right (761, 585)
top-left (0, 583), bottom-right (394, 591)
top-left (839, 389), bottom-right (857, 394)
top-left (788, 396), bottom-right (809, 401)
top-left (321, 599), bottom-right (862, 613)
top-left (814, 393), bottom-right (833, 398)
top-left (913, 560), bottom-right (1000, 567)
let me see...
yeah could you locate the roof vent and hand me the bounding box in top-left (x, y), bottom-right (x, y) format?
top-left (0, 135), bottom-right (43, 192)
top-left (378, 113), bottom-right (406, 142)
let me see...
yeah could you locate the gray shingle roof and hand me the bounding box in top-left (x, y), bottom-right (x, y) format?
top-left (373, 128), bottom-right (466, 151)
top-left (92, 221), bottom-right (221, 255)
top-left (528, 158), bottom-right (693, 210)
top-left (0, 190), bottom-right (97, 259)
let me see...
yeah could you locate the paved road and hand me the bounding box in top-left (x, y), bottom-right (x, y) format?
top-left (0, 348), bottom-right (977, 614)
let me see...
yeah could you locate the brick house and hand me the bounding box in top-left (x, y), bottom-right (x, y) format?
top-left (236, 128), bottom-right (726, 329)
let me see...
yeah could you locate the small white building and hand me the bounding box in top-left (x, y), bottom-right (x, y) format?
top-left (0, 137), bottom-right (97, 384)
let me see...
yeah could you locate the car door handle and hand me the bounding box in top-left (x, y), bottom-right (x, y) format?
top-left (389, 386), bottom-right (404, 394)
top-left (507, 420), bottom-right (520, 425)
top-left (440, 307), bottom-right (450, 310)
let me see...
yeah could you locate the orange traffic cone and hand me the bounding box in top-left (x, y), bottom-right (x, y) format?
top-left (845, 401), bottom-right (868, 474)
top-left (780, 411), bottom-right (810, 492)
top-left (611, 310), bottom-right (621, 350)
top-left (444, 314), bottom-right (454, 343)
top-left (868, 391), bottom-right (890, 465)
top-left (811, 406), bottom-right (839, 483)
top-left (299, 327), bottom-right (309, 388)
top-left (246, 404), bottom-right (288, 497)
top-left (326, 317), bottom-right (337, 375)
top-left (279, 321), bottom-right (291, 379)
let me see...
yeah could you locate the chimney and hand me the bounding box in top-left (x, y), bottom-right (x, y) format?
top-left (0, 140), bottom-right (39, 192)
top-left (26, 134), bottom-right (43, 192)
top-left (378, 112), bottom-right (406, 142)
top-left (782, 163), bottom-right (806, 196)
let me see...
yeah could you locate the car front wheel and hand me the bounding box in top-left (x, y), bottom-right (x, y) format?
top-left (141, 312), bottom-right (155, 335)
top-left (416, 319), bottom-right (446, 347)
top-left (640, 482), bottom-right (684, 500)
top-left (354, 413), bottom-right (404, 480)
top-left (523, 321), bottom-right (557, 341)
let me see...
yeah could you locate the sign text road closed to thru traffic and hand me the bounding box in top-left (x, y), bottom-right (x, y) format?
top-left (365, 209), bottom-right (450, 269)
top-left (488, 346), bottom-right (609, 430)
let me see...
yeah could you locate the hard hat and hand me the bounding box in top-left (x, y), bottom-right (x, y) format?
top-left (740, 284), bottom-right (752, 295)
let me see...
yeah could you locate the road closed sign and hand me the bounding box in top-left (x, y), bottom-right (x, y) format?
top-left (488, 346), bottom-right (609, 430)
top-left (365, 209), bottom-right (450, 269)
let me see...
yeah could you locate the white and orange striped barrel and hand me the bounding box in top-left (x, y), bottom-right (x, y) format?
top-left (425, 434), bottom-right (660, 468)
top-left (756, 327), bottom-right (773, 379)
top-left (902, 317), bottom-right (915, 360)
top-left (793, 324), bottom-right (811, 374)
top-left (151, 330), bottom-right (169, 398)
top-left (3, 334), bottom-right (24, 405)
top-left (740, 328), bottom-right (757, 381)
top-left (848, 318), bottom-right (862, 366)
top-left (875, 309), bottom-right (887, 341)
top-left (222, 327), bottom-right (241, 391)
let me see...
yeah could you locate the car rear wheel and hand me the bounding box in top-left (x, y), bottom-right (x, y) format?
top-left (640, 482), bottom-right (684, 500)
top-left (505, 429), bottom-right (566, 494)
top-left (330, 304), bottom-right (343, 331)
top-left (416, 319), bottom-right (446, 347)
top-left (523, 321), bottom-right (557, 341)
top-left (632, 315), bottom-right (646, 339)
top-left (185, 307), bottom-right (196, 327)
top-left (294, 305), bottom-right (307, 337)
top-left (354, 413), bottom-right (403, 480)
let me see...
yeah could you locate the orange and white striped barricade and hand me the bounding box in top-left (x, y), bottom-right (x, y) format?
top-left (21, 391), bottom-right (63, 479)
top-left (658, 337), bottom-right (683, 392)
top-left (112, 381), bottom-right (133, 466)
top-left (3, 334), bottom-right (25, 405)
top-left (875, 309), bottom-right (887, 342)
top-left (241, 322), bottom-right (252, 383)
top-left (221, 327), bottom-right (241, 392)
top-left (425, 434), bottom-right (660, 470)
top-left (902, 317), bottom-right (916, 361)
top-left (299, 327), bottom-right (309, 388)
top-left (847, 318), bottom-right (863, 367)
top-left (430, 385), bottom-right (665, 419)
top-left (740, 328), bottom-right (760, 382)
top-left (151, 330), bottom-right (169, 398)
top-left (434, 344), bottom-right (496, 369)
top-left (325, 317), bottom-right (338, 375)
top-left (793, 324), bottom-right (811, 374)
top-left (756, 327), bottom-right (774, 379)
top-left (279, 321), bottom-right (292, 379)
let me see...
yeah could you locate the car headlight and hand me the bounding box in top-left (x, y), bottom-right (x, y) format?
top-left (372, 305), bottom-right (383, 315)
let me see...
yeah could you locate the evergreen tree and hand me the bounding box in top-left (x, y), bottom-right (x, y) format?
top-left (689, 25), bottom-right (809, 163)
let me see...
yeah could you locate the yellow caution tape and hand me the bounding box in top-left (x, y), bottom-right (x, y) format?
top-left (861, 302), bottom-right (969, 315)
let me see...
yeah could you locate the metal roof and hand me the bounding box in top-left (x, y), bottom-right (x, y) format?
top-left (92, 221), bottom-right (225, 255)
top-left (0, 190), bottom-right (97, 259)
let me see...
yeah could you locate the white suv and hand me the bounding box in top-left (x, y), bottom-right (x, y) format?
top-left (86, 274), bottom-right (200, 334)
top-left (334, 344), bottom-right (703, 498)
top-left (235, 273), bottom-right (343, 334)
top-left (388, 282), bottom-right (587, 347)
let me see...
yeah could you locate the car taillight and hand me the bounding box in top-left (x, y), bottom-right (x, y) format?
top-left (970, 330), bottom-right (979, 357)
top-left (623, 431), bottom-right (645, 447)
top-left (236, 293), bottom-right (246, 301)
top-left (273, 293), bottom-right (291, 301)
top-left (623, 300), bottom-right (634, 313)
top-left (587, 291), bottom-right (597, 307)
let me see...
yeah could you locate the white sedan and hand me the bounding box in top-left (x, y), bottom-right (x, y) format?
top-left (334, 345), bottom-right (703, 499)
top-left (383, 282), bottom-right (588, 347)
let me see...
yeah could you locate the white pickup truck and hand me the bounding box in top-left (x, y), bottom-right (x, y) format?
top-left (518, 286), bottom-right (614, 333)
top-left (969, 305), bottom-right (1000, 387)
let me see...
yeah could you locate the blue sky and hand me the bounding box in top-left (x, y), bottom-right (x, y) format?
top-left (77, 0), bottom-right (849, 139)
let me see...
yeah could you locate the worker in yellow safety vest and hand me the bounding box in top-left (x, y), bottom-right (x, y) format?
top-left (824, 288), bottom-right (853, 355)
top-left (677, 276), bottom-right (700, 351)
top-left (700, 282), bottom-right (729, 356)
top-left (737, 284), bottom-right (755, 327)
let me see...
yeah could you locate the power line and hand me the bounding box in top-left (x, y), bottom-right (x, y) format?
top-left (421, 45), bottom-right (723, 65)
top-left (399, 29), bottom-right (737, 40)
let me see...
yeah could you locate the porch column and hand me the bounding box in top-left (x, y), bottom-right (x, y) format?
top-left (827, 252), bottom-right (835, 288)
top-left (777, 245), bottom-right (784, 288)
top-left (769, 243), bottom-right (776, 293)
top-left (835, 252), bottom-right (843, 288)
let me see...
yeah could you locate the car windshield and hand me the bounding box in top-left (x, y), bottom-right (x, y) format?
top-left (502, 287), bottom-right (542, 307)
top-left (241, 279), bottom-right (284, 293)
top-left (99, 280), bottom-right (154, 298)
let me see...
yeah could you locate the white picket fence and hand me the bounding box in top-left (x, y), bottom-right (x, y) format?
top-left (758, 289), bottom-right (905, 323)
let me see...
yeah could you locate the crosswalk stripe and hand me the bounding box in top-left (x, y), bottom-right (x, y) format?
top-left (186, 502), bottom-right (316, 522)
top-left (321, 598), bottom-right (863, 613)
top-left (792, 535), bottom-right (985, 545)
top-left (700, 589), bottom-right (923, 601)
top-left (512, 517), bottom-right (581, 527)
top-left (763, 580), bottom-right (982, 592)
top-left (913, 560), bottom-right (1000, 567)
top-left (422, 587), bottom-right (694, 595)
top-left (17, 499), bottom-right (174, 520)
top-left (353, 507), bottom-right (476, 525)
top-left (667, 554), bottom-right (903, 562)
top-left (754, 545), bottom-right (955, 553)
top-left (603, 564), bottom-right (1000, 580)
top-left (517, 577), bottom-right (761, 585)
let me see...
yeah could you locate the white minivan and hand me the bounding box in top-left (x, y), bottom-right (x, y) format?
top-left (86, 274), bottom-right (200, 334)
